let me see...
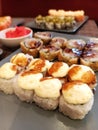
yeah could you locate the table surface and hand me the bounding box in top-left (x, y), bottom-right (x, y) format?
top-left (0, 17), bottom-right (98, 61)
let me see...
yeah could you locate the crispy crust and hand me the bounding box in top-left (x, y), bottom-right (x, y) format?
top-left (80, 58), bottom-right (98, 71)
top-left (58, 49), bottom-right (79, 66)
top-left (20, 41), bottom-right (39, 57)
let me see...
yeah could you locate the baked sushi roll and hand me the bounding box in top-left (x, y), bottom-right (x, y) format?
top-left (84, 38), bottom-right (98, 51)
top-left (34, 77), bottom-right (62, 110)
top-left (59, 81), bottom-right (94, 120)
top-left (66, 39), bottom-right (86, 50)
top-left (0, 62), bottom-right (18, 94)
top-left (34, 31), bottom-right (52, 44)
top-left (14, 70), bottom-right (43, 103)
top-left (39, 45), bottom-right (60, 61)
top-left (10, 53), bottom-right (33, 70)
top-left (80, 50), bottom-right (98, 71)
top-left (20, 38), bottom-right (43, 58)
top-left (58, 48), bottom-right (80, 66)
top-left (27, 58), bottom-right (50, 74)
top-left (50, 37), bottom-right (68, 49)
top-left (67, 64), bottom-right (97, 89)
top-left (48, 61), bottom-right (69, 78)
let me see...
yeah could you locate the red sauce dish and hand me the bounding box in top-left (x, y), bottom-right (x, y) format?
top-left (5, 26), bottom-right (31, 38)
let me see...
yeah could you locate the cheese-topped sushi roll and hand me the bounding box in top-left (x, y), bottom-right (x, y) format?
top-left (10, 53), bottom-right (33, 70)
top-left (59, 81), bottom-right (94, 119)
top-left (34, 77), bottom-right (62, 110)
top-left (48, 61), bottom-right (69, 77)
top-left (20, 38), bottom-right (43, 58)
top-left (27, 58), bottom-right (50, 73)
top-left (34, 31), bottom-right (52, 44)
top-left (14, 70), bottom-right (43, 103)
top-left (0, 62), bottom-right (18, 94)
top-left (67, 64), bottom-right (97, 89)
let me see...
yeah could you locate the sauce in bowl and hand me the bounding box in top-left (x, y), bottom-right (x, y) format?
top-left (5, 26), bottom-right (31, 38)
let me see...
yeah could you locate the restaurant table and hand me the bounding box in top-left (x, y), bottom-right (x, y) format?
top-left (0, 17), bottom-right (98, 61)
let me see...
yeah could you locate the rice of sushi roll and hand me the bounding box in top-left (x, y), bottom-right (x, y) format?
top-left (59, 81), bottom-right (94, 119)
top-left (0, 62), bottom-right (18, 94)
top-left (34, 77), bottom-right (62, 110)
top-left (14, 70), bottom-right (43, 103)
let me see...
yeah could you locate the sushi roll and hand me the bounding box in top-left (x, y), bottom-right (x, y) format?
top-left (34, 31), bottom-right (52, 44)
top-left (34, 77), bottom-right (62, 110)
top-left (48, 61), bottom-right (69, 78)
top-left (66, 39), bottom-right (86, 50)
top-left (14, 70), bottom-right (43, 103)
top-left (39, 45), bottom-right (60, 61)
top-left (0, 62), bottom-right (18, 94)
top-left (80, 50), bottom-right (98, 71)
top-left (58, 48), bottom-right (80, 66)
top-left (50, 37), bottom-right (68, 49)
top-left (10, 53), bottom-right (33, 70)
top-left (59, 81), bottom-right (94, 119)
top-left (20, 38), bottom-right (43, 58)
top-left (67, 64), bottom-right (97, 89)
top-left (27, 58), bottom-right (50, 74)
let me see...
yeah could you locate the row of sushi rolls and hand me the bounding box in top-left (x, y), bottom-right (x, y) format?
top-left (34, 9), bottom-right (85, 30)
top-left (0, 29), bottom-right (98, 120)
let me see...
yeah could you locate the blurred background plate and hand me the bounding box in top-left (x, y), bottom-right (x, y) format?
top-left (25, 16), bottom-right (89, 34)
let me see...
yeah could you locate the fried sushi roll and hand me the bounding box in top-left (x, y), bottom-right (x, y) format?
top-left (66, 39), bottom-right (86, 50)
top-left (20, 38), bottom-right (43, 58)
top-left (39, 45), bottom-right (60, 61)
top-left (14, 70), bottom-right (43, 103)
top-left (34, 77), bottom-right (62, 110)
top-left (34, 31), bottom-right (52, 44)
top-left (80, 50), bottom-right (98, 71)
top-left (50, 37), bottom-right (68, 49)
top-left (0, 62), bottom-right (18, 94)
top-left (67, 64), bottom-right (97, 89)
top-left (58, 48), bottom-right (80, 66)
top-left (59, 81), bottom-right (94, 120)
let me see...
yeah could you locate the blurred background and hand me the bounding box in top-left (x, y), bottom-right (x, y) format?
top-left (0, 0), bottom-right (98, 24)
